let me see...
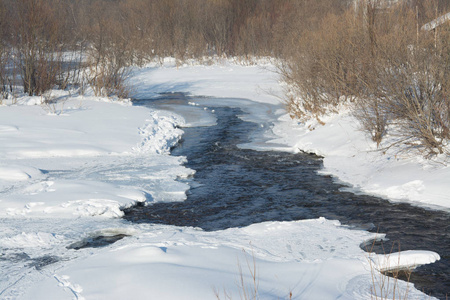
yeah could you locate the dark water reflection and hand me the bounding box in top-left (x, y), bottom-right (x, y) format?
top-left (125, 97), bottom-right (449, 299)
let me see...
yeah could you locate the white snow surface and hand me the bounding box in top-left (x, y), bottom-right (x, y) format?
top-left (0, 95), bottom-right (190, 219)
top-left (17, 219), bottom-right (436, 300)
top-left (0, 58), bottom-right (443, 299)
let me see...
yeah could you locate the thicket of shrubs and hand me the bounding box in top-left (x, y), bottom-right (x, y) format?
top-left (0, 0), bottom-right (353, 99)
top-left (0, 0), bottom-right (448, 157)
top-left (281, 0), bottom-right (449, 157)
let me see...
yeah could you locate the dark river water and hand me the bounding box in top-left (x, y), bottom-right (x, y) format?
top-left (125, 95), bottom-right (449, 299)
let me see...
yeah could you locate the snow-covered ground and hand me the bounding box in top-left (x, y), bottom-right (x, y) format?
top-left (0, 58), bottom-right (445, 299)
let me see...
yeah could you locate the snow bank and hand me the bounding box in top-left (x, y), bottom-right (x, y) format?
top-left (0, 165), bottom-right (43, 181)
top-left (0, 180), bottom-right (146, 218)
top-left (270, 108), bottom-right (450, 211)
top-left (20, 218), bottom-right (435, 300)
top-left (0, 97), bottom-right (174, 159)
top-left (0, 232), bottom-right (62, 249)
top-left (0, 94), bottom-right (191, 219)
top-left (370, 250), bottom-right (441, 273)
top-left (132, 110), bottom-right (184, 154)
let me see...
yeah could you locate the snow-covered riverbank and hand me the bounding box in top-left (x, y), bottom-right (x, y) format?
top-left (131, 58), bottom-right (450, 212)
top-left (0, 59), bottom-right (445, 299)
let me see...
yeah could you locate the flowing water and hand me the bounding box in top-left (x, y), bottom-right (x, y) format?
top-left (125, 95), bottom-right (449, 299)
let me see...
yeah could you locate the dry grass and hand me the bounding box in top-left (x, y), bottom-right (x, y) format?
top-left (214, 248), bottom-right (293, 300)
top-left (365, 238), bottom-right (414, 300)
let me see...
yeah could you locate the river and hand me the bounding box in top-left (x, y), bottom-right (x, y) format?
top-left (125, 94), bottom-right (449, 299)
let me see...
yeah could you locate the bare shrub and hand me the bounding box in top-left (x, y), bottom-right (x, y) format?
top-left (353, 0), bottom-right (450, 156)
top-left (0, 49), bottom-right (10, 100)
top-left (379, 34), bottom-right (450, 156)
top-left (0, 0), bottom-right (12, 100)
top-left (354, 96), bottom-right (391, 147)
top-left (350, 0), bottom-right (399, 145)
top-left (84, 0), bottom-right (133, 98)
top-left (280, 9), bottom-right (358, 120)
top-left (9, 0), bottom-right (70, 96)
top-left (368, 1), bottom-right (450, 156)
top-left (0, 42), bottom-right (11, 101)
top-left (281, 0), bottom-right (449, 157)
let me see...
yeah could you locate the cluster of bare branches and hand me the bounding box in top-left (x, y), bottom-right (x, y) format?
top-left (0, 0), bottom-right (357, 101)
top-left (0, 0), bottom-right (321, 99)
top-left (0, 0), bottom-right (448, 157)
top-left (0, 0), bottom-right (82, 99)
top-left (281, 0), bottom-right (450, 157)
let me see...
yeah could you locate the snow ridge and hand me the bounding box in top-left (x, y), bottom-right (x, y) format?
top-left (133, 110), bottom-right (185, 155)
